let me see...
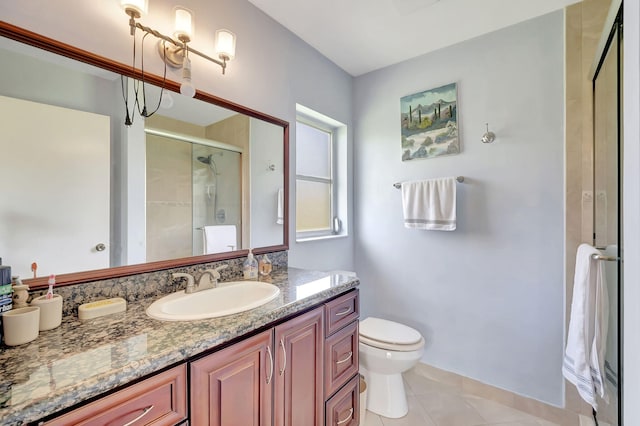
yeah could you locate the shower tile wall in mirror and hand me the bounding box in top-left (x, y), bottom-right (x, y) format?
top-left (0, 34), bottom-right (286, 283)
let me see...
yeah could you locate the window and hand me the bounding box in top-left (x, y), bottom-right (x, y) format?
top-left (295, 109), bottom-right (344, 240)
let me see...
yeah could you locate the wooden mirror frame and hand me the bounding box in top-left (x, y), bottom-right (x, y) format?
top-left (0, 22), bottom-right (289, 290)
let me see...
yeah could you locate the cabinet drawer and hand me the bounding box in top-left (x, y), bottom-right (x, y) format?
top-left (43, 364), bottom-right (187, 426)
top-left (325, 375), bottom-right (359, 426)
top-left (324, 320), bottom-right (359, 398)
top-left (325, 290), bottom-right (359, 337)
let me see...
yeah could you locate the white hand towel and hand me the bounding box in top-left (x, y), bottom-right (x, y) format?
top-left (203, 225), bottom-right (237, 254)
top-left (562, 244), bottom-right (609, 410)
top-left (276, 187), bottom-right (284, 225)
top-left (401, 177), bottom-right (456, 231)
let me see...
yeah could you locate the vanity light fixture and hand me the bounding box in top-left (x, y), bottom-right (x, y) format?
top-left (121, 1), bottom-right (235, 75)
top-left (119, 0), bottom-right (236, 124)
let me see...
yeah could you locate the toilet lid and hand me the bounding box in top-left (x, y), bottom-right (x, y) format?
top-left (359, 317), bottom-right (422, 345)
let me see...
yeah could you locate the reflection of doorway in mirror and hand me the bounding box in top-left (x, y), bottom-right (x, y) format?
top-left (0, 95), bottom-right (110, 278)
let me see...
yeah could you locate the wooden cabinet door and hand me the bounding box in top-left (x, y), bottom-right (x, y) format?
top-left (190, 330), bottom-right (274, 426)
top-left (274, 307), bottom-right (324, 426)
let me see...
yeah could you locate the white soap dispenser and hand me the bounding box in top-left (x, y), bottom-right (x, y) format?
top-left (243, 249), bottom-right (259, 280)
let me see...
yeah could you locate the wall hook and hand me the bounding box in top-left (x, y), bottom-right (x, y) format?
top-left (481, 123), bottom-right (496, 144)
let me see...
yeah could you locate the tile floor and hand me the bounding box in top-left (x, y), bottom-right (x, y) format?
top-left (362, 369), bottom-right (560, 426)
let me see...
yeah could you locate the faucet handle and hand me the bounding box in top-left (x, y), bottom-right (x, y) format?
top-left (203, 267), bottom-right (223, 281)
top-left (214, 264), bottom-right (229, 272)
top-left (172, 272), bottom-right (195, 290)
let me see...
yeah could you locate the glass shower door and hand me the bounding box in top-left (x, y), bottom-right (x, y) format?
top-left (192, 145), bottom-right (242, 255)
top-left (146, 133), bottom-right (242, 261)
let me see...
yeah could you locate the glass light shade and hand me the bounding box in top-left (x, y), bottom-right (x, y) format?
top-left (174, 7), bottom-right (193, 41)
top-left (215, 29), bottom-right (236, 60)
top-left (121, 0), bottom-right (148, 15)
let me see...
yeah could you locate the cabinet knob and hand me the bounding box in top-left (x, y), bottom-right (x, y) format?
top-left (95, 243), bottom-right (106, 252)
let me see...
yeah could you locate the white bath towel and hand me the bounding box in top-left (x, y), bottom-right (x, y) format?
top-left (276, 187), bottom-right (284, 225)
top-left (401, 177), bottom-right (456, 231)
top-left (562, 244), bottom-right (609, 410)
top-left (203, 225), bottom-right (237, 254)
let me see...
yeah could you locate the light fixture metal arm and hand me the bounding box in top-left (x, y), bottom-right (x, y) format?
top-left (129, 19), bottom-right (227, 74)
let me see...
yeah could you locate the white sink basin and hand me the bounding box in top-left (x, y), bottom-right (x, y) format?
top-left (146, 281), bottom-right (280, 321)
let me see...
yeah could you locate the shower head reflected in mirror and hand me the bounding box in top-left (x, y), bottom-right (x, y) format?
top-left (197, 154), bottom-right (221, 176)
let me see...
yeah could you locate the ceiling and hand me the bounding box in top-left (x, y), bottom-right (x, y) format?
top-left (248, 0), bottom-right (581, 76)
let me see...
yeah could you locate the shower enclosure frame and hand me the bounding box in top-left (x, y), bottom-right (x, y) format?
top-left (590, 3), bottom-right (623, 424)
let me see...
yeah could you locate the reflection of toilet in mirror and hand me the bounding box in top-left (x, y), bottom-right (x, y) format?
top-left (359, 317), bottom-right (425, 418)
top-left (202, 225), bottom-right (237, 254)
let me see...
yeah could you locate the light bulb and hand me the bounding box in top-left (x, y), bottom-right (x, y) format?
top-left (180, 56), bottom-right (196, 98)
top-left (180, 81), bottom-right (196, 98)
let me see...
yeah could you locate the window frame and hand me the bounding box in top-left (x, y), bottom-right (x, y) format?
top-left (295, 115), bottom-right (339, 240)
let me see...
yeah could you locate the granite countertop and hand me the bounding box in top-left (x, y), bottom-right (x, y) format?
top-left (0, 268), bottom-right (359, 425)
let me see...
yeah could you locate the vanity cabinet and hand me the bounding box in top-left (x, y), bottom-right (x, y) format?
top-left (41, 364), bottom-right (187, 426)
top-left (37, 289), bottom-right (359, 426)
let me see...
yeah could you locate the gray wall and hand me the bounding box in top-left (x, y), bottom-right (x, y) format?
top-left (353, 12), bottom-right (565, 405)
top-left (0, 0), bottom-right (356, 272)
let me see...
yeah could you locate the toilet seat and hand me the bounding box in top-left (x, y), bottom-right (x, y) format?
top-left (359, 317), bottom-right (425, 352)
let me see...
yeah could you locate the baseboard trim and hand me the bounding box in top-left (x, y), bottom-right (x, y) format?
top-left (412, 362), bottom-right (579, 426)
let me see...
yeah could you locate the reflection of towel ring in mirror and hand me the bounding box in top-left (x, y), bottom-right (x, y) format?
top-left (481, 123), bottom-right (496, 144)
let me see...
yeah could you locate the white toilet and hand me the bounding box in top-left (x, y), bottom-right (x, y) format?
top-left (359, 317), bottom-right (425, 418)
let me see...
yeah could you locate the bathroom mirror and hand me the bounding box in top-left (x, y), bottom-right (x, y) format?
top-left (0, 23), bottom-right (289, 289)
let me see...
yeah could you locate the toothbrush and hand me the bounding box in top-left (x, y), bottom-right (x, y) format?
top-left (46, 274), bottom-right (55, 299)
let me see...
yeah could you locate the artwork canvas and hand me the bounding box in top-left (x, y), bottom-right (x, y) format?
top-left (400, 82), bottom-right (459, 161)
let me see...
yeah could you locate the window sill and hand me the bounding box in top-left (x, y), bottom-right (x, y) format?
top-left (296, 233), bottom-right (349, 243)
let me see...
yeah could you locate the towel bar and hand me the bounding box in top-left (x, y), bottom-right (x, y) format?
top-left (591, 253), bottom-right (619, 261)
top-left (393, 176), bottom-right (464, 189)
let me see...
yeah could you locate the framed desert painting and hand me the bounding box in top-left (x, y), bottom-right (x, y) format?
top-left (400, 82), bottom-right (459, 161)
